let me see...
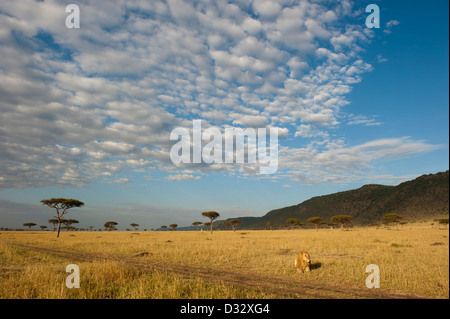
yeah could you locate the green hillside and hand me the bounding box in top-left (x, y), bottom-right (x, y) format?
top-left (222, 171), bottom-right (449, 229)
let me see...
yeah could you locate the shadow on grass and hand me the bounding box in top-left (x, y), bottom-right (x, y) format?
top-left (311, 261), bottom-right (322, 270)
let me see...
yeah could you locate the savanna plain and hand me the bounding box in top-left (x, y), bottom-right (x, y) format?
top-left (0, 222), bottom-right (448, 299)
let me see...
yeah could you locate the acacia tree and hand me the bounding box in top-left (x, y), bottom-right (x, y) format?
top-left (229, 219), bottom-right (241, 232)
top-left (286, 218), bottom-right (302, 230)
top-left (48, 219), bottom-right (59, 231)
top-left (222, 220), bottom-right (231, 230)
top-left (382, 213), bottom-right (403, 228)
top-left (169, 223), bottom-right (178, 231)
top-left (307, 217), bottom-right (324, 230)
top-left (192, 221), bottom-right (203, 231)
top-left (130, 223), bottom-right (139, 231)
top-left (202, 211), bottom-right (220, 234)
top-left (331, 215), bottom-right (353, 229)
top-left (266, 221), bottom-right (275, 230)
top-left (62, 219), bottom-right (79, 231)
top-left (23, 223), bottom-right (36, 230)
top-left (104, 221), bottom-right (118, 231)
top-left (40, 198), bottom-right (84, 238)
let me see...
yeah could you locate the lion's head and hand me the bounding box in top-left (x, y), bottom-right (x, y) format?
top-left (301, 252), bottom-right (311, 264)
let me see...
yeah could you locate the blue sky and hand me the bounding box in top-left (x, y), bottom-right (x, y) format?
top-left (0, 0), bottom-right (448, 230)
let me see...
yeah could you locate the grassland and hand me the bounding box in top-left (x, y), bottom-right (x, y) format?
top-left (0, 222), bottom-right (448, 299)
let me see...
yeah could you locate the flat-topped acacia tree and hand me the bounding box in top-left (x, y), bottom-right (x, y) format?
top-left (23, 223), bottom-right (36, 230)
top-left (330, 215), bottom-right (353, 230)
top-left (40, 198), bottom-right (84, 238)
top-left (229, 219), bottom-right (241, 232)
top-left (307, 217), bottom-right (324, 230)
top-left (202, 211), bottom-right (220, 234)
top-left (48, 219), bottom-right (59, 231)
top-left (192, 221), bottom-right (203, 231)
top-left (381, 213), bottom-right (403, 228)
top-left (104, 221), bottom-right (118, 231)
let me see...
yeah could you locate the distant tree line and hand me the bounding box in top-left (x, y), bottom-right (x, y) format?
top-left (19, 197), bottom-right (448, 239)
top-left (273, 215), bottom-right (353, 230)
top-left (260, 213), bottom-right (434, 230)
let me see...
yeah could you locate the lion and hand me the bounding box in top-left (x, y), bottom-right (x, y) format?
top-left (294, 251), bottom-right (311, 273)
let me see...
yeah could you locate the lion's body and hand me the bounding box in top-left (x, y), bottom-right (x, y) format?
top-left (294, 251), bottom-right (311, 273)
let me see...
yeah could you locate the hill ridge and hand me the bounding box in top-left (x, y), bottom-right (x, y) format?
top-left (220, 171), bottom-right (449, 229)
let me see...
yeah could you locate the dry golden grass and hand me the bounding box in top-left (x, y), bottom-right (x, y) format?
top-left (0, 222), bottom-right (448, 299)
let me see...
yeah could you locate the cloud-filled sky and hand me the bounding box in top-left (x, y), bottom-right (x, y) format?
top-left (0, 0), bottom-right (448, 230)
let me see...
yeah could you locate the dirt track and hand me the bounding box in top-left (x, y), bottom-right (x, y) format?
top-left (5, 242), bottom-right (431, 299)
